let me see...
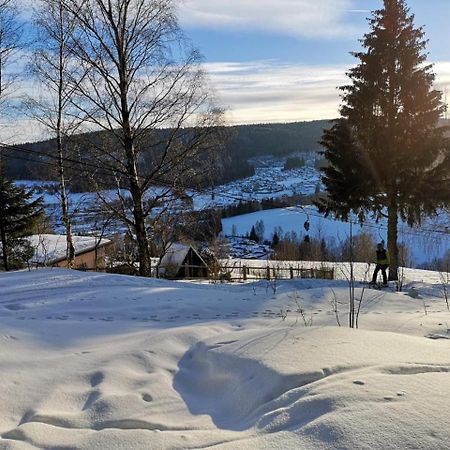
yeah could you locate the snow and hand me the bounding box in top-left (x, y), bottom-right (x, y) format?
top-left (222, 206), bottom-right (450, 266)
top-left (192, 164), bottom-right (320, 210)
top-left (225, 236), bottom-right (273, 259)
top-left (27, 234), bottom-right (110, 265)
top-left (159, 243), bottom-right (192, 268)
top-left (1, 266), bottom-right (450, 449)
top-left (16, 173), bottom-right (447, 267)
top-left (13, 161), bottom-right (320, 235)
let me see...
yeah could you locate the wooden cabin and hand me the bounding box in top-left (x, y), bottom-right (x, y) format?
top-left (27, 234), bottom-right (111, 270)
top-left (158, 243), bottom-right (209, 279)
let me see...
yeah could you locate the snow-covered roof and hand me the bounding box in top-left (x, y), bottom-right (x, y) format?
top-left (159, 243), bottom-right (191, 269)
top-left (158, 243), bottom-right (207, 275)
top-left (27, 234), bottom-right (110, 265)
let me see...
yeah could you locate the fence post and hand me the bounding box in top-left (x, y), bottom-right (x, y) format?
top-left (290, 267), bottom-right (294, 279)
top-left (266, 266), bottom-right (270, 280)
top-left (243, 265), bottom-right (247, 281)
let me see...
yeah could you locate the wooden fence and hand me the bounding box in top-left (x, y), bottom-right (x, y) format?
top-left (209, 264), bottom-right (335, 282)
top-left (105, 262), bottom-right (335, 282)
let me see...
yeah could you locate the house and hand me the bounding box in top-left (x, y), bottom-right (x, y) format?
top-left (157, 243), bottom-right (209, 279)
top-left (27, 234), bottom-right (111, 270)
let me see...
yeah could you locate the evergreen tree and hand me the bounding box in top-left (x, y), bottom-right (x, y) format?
top-left (0, 170), bottom-right (43, 271)
top-left (249, 226), bottom-right (259, 243)
top-left (317, 0), bottom-right (450, 280)
top-left (271, 231), bottom-right (280, 247)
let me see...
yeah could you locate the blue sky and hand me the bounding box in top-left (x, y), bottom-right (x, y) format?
top-left (176, 0), bottom-right (450, 124)
top-left (3, 0), bottom-right (450, 143)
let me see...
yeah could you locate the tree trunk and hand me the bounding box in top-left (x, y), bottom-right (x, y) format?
top-left (131, 189), bottom-right (151, 277)
top-left (349, 220), bottom-right (355, 328)
top-left (56, 8), bottom-right (75, 269)
top-left (58, 136), bottom-right (75, 268)
top-left (123, 126), bottom-right (152, 276)
top-left (387, 200), bottom-right (399, 281)
top-left (1, 225), bottom-right (9, 271)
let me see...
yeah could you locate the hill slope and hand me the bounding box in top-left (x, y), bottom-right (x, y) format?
top-left (4, 120), bottom-right (330, 185)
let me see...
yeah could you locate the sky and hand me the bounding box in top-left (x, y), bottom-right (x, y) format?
top-left (2, 0), bottom-right (450, 142)
top-left (177, 0), bottom-right (450, 125)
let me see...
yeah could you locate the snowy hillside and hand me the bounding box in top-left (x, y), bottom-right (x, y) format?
top-left (14, 161), bottom-right (320, 235)
top-left (1, 267), bottom-right (450, 449)
top-left (17, 170), bottom-right (448, 267)
top-left (222, 206), bottom-right (450, 266)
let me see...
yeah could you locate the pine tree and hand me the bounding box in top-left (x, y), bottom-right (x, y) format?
top-left (249, 226), bottom-right (259, 243)
top-left (0, 170), bottom-right (43, 271)
top-left (317, 0), bottom-right (450, 280)
top-left (271, 231), bottom-right (280, 247)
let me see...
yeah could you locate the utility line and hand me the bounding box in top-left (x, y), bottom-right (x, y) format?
top-left (2, 142), bottom-right (449, 239)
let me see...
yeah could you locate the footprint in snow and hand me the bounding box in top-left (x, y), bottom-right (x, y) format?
top-left (1, 335), bottom-right (18, 341)
top-left (90, 371), bottom-right (104, 387)
top-left (215, 340), bottom-right (238, 346)
top-left (142, 393), bottom-right (153, 402)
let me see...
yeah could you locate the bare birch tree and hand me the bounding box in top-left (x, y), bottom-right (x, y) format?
top-left (24, 0), bottom-right (84, 267)
top-left (62, 0), bottom-right (224, 276)
top-left (0, 0), bottom-right (21, 120)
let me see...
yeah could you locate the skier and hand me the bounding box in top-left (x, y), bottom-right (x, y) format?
top-left (371, 242), bottom-right (389, 287)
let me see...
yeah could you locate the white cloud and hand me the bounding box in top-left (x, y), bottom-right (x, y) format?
top-left (205, 60), bottom-right (347, 124)
top-left (205, 60), bottom-right (450, 126)
top-left (179, 0), bottom-right (358, 39)
top-left (4, 59), bottom-right (450, 143)
top-left (0, 117), bottom-right (45, 145)
top-left (434, 61), bottom-right (450, 87)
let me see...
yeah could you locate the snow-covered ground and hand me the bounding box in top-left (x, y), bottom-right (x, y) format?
top-left (222, 206), bottom-right (450, 266)
top-left (15, 163), bottom-right (448, 266)
top-left (1, 266), bottom-right (450, 449)
top-left (14, 159), bottom-right (320, 234)
top-left (193, 164), bottom-right (320, 210)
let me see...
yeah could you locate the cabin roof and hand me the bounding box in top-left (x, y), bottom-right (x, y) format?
top-left (27, 234), bottom-right (111, 265)
top-left (158, 243), bottom-right (208, 273)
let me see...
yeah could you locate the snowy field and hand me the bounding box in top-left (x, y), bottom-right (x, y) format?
top-left (14, 160), bottom-right (320, 235)
top-left (1, 266), bottom-right (450, 449)
top-left (222, 206), bottom-right (450, 266)
top-left (21, 174), bottom-right (446, 267)
top-left (192, 164), bottom-right (320, 210)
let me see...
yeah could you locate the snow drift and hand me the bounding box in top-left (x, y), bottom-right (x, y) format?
top-left (1, 268), bottom-right (450, 449)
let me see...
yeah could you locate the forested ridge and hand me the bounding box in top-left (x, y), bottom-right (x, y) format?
top-left (4, 119), bottom-right (330, 187)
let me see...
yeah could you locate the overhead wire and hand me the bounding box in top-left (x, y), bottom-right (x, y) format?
top-left (1, 141), bottom-right (449, 241)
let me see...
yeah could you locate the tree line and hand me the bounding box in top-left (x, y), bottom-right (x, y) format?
top-left (3, 120), bottom-right (327, 188)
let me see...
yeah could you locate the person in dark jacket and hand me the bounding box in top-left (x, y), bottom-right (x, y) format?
top-left (371, 242), bottom-right (389, 286)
